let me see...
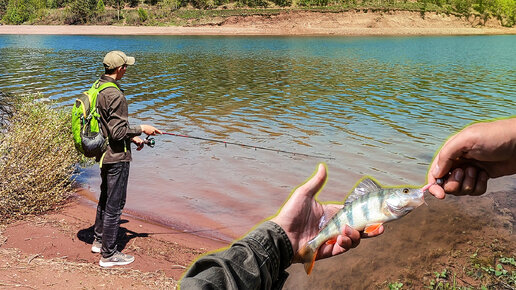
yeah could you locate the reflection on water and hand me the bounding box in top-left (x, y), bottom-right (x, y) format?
top-left (1, 34), bottom-right (515, 277)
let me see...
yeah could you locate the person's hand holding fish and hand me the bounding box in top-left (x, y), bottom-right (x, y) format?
top-left (273, 163), bottom-right (426, 275)
top-left (271, 164), bottom-right (385, 273)
top-left (426, 118), bottom-right (516, 199)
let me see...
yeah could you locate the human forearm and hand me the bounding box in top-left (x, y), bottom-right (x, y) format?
top-left (180, 221), bottom-right (293, 290)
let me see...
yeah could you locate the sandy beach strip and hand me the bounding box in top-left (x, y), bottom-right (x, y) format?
top-left (1, 24), bottom-right (515, 36)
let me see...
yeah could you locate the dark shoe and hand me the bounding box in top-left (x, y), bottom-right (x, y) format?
top-left (99, 251), bottom-right (135, 267)
top-left (91, 240), bottom-right (102, 253)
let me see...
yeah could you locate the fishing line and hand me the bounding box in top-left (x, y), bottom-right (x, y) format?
top-left (144, 132), bottom-right (335, 160)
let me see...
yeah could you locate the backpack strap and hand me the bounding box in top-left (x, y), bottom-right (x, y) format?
top-left (89, 81), bottom-right (121, 169)
top-left (94, 81), bottom-right (119, 92)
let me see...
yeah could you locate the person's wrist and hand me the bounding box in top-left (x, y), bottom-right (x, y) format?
top-left (269, 218), bottom-right (299, 254)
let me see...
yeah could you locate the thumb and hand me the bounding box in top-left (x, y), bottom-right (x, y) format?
top-left (295, 163), bottom-right (327, 199)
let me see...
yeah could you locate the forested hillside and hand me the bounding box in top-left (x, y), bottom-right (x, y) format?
top-left (0, 0), bottom-right (514, 27)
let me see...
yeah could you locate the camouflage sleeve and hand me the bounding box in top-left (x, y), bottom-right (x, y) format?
top-left (180, 221), bottom-right (294, 290)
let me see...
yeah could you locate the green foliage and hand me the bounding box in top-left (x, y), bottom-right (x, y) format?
top-left (65, 0), bottom-right (96, 24)
top-left (1, 0), bottom-right (515, 26)
top-left (96, 0), bottom-right (105, 13)
top-left (137, 6), bottom-right (148, 21)
top-left (491, 0), bottom-right (516, 26)
top-left (46, 0), bottom-right (56, 8)
top-left (191, 0), bottom-right (217, 8)
top-left (0, 93), bottom-right (81, 223)
top-left (237, 0), bottom-right (268, 7)
top-left (454, 0), bottom-right (473, 16)
top-left (296, 0), bottom-right (328, 6)
top-left (3, 0), bottom-right (39, 24)
top-left (388, 281), bottom-right (404, 290)
top-left (272, 0), bottom-right (291, 6)
top-left (161, 0), bottom-right (183, 10)
top-left (0, 0), bottom-right (9, 16)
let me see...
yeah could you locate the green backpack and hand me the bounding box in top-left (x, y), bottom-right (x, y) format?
top-left (72, 81), bottom-right (119, 158)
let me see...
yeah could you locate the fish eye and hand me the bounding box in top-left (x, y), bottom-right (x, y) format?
top-left (402, 188), bottom-right (409, 194)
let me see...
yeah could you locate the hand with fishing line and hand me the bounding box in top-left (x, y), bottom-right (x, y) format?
top-left (140, 124), bottom-right (162, 136)
top-left (427, 118), bottom-right (516, 199)
top-left (271, 164), bottom-right (383, 262)
top-left (132, 136), bottom-right (145, 151)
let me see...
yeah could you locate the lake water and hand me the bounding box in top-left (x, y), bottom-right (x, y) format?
top-left (1, 34), bottom-right (515, 285)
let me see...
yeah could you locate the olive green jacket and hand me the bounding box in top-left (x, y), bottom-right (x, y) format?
top-left (96, 74), bottom-right (142, 164)
top-left (180, 221), bottom-right (294, 290)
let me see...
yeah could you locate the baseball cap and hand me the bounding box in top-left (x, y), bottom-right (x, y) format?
top-left (103, 51), bottom-right (135, 70)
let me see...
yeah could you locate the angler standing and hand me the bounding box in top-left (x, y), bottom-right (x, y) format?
top-left (92, 50), bottom-right (161, 267)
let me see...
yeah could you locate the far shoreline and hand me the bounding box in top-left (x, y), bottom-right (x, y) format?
top-left (2, 24), bottom-right (516, 36)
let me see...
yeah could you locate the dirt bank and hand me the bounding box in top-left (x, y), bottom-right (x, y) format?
top-left (0, 194), bottom-right (227, 289)
top-left (1, 11), bottom-right (515, 35)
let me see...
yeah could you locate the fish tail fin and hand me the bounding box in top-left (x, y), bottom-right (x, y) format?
top-left (297, 243), bottom-right (318, 275)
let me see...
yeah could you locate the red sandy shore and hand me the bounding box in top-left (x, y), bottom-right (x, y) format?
top-left (0, 193), bottom-right (227, 289)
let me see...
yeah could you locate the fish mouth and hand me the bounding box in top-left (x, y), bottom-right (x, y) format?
top-left (387, 190), bottom-right (425, 216)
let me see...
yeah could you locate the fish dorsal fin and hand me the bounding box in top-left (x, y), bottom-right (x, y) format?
top-left (344, 177), bottom-right (382, 206)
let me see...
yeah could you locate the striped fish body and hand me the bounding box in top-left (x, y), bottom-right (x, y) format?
top-left (297, 177), bottom-right (425, 275)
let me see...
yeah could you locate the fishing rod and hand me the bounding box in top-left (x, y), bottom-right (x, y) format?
top-left (143, 132), bottom-right (335, 160)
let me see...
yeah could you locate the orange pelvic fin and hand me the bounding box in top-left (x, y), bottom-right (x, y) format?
top-left (364, 223), bottom-right (383, 234)
top-left (325, 238), bottom-right (337, 245)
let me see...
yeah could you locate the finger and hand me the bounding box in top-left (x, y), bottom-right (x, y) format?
top-left (472, 170), bottom-right (488, 196)
top-left (316, 225), bottom-right (360, 259)
top-left (318, 236), bottom-right (351, 259)
top-left (443, 168), bottom-right (464, 194)
top-left (428, 184), bottom-right (446, 199)
top-left (156, 129), bottom-right (163, 134)
top-left (295, 163), bottom-right (327, 199)
top-left (432, 134), bottom-right (467, 179)
top-left (342, 225), bottom-right (361, 248)
top-left (460, 167), bottom-right (477, 195)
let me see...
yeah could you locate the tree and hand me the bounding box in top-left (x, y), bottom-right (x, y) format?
top-left (96, 0), bottom-right (105, 13)
top-left (3, 0), bottom-right (37, 24)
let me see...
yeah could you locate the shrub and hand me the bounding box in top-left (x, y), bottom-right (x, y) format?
top-left (454, 0), bottom-right (473, 16)
top-left (273, 0), bottom-right (291, 7)
top-left (96, 0), bottom-right (105, 13)
top-left (3, 0), bottom-right (34, 24)
top-left (161, 0), bottom-right (183, 10)
top-left (191, 0), bottom-right (217, 8)
top-left (138, 7), bottom-right (148, 21)
top-left (237, 0), bottom-right (268, 7)
top-left (297, 0), bottom-right (328, 6)
top-left (0, 0), bottom-right (8, 16)
top-left (0, 93), bottom-right (81, 223)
